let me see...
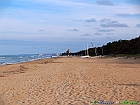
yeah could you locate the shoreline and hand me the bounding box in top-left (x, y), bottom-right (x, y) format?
top-left (0, 57), bottom-right (140, 105)
top-left (1, 54), bottom-right (140, 66)
top-left (0, 53), bottom-right (57, 66)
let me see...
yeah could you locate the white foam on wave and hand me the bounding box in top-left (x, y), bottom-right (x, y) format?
top-left (0, 53), bottom-right (56, 65)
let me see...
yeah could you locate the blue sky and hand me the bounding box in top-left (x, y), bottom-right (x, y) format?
top-left (0, 0), bottom-right (140, 55)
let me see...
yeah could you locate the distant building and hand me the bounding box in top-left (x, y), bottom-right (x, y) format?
top-left (67, 49), bottom-right (70, 55)
top-left (61, 49), bottom-right (71, 56)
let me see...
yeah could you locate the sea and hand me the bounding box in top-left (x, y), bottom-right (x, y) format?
top-left (0, 53), bottom-right (58, 65)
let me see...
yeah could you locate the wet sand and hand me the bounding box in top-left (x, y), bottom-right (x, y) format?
top-left (0, 57), bottom-right (140, 105)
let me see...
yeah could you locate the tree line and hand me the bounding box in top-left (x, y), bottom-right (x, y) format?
top-left (62, 36), bottom-right (140, 56)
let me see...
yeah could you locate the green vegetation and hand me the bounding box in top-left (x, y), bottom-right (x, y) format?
top-left (102, 36), bottom-right (140, 55)
top-left (62, 36), bottom-right (140, 57)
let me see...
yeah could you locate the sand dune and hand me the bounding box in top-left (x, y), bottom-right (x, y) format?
top-left (0, 57), bottom-right (140, 105)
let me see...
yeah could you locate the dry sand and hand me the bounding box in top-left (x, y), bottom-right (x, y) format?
top-left (0, 57), bottom-right (140, 105)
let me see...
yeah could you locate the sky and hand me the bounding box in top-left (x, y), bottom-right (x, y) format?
top-left (0, 0), bottom-right (140, 55)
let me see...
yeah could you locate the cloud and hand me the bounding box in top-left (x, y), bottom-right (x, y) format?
top-left (116, 13), bottom-right (140, 18)
top-left (96, 0), bottom-right (114, 6)
top-left (98, 29), bottom-right (115, 32)
top-left (76, 18), bottom-right (96, 23)
top-left (100, 18), bottom-right (111, 22)
top-left (39, 30), bottom-right (45, 31)
top-left (100, 21), bottom-right (129, 28)
top-left (107, 33), bottom-right (114, 35)
top-left (95, 33), bottom-right (102, 35)
top-left (83, 25), bottom-right (91, 27)
top-left (67, 29), bottom-right (79, 31)
top-left (116, 13), bottom-right (130, 16)
top-left (85, 18), bottom-right (96, 23)
top-left (136, 24), bottom-right (140, 28)
top-left (81, 33), bottom-right (92, 36)
top-left (93, 28), bottom-right (100, 30)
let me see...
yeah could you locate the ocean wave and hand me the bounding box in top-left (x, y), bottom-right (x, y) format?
top-left (0, 53), bottom-right (57, 65)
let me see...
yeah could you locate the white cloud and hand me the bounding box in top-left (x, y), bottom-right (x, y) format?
top-left (100, 18), bottom-right (111, 22)
top-left (100, 21), bottom-right (129, 28)
top-left (81, 33), bottom-right (92, 36)
top-left (0, 0), bottom-right (140, 54)
top-left (85, 18), bottom-right (96, 23)
top-left (67, 29), bottom-right (79, 31)
top-left (98, 29), bottom-right (115, 32)
top-left (116, 13), bottom-right (140, 18)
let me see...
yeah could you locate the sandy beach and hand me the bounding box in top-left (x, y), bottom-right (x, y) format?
top-left (0, 57), bottom-right (140, 105)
